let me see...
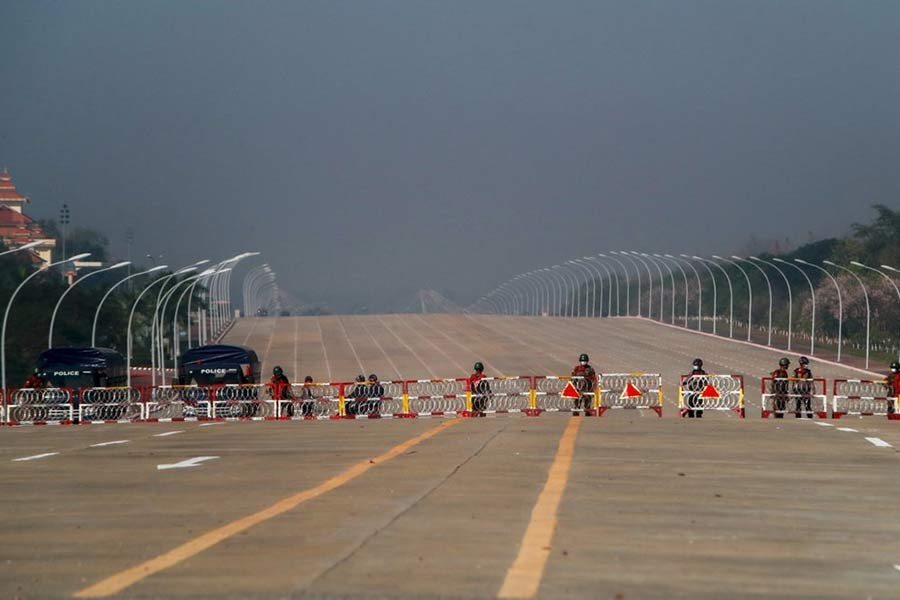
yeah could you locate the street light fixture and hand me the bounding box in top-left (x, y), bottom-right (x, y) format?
top-left (2, 253), bottom-right (91, 392)
top-left (0, 240), bottom-right (42, 258)
top-left (48, 261), bottom-right (130, 348)
top-left (796, 259), bottom-right (843, 362)
top-left (774, 258), bottom-right (814, 355)
top-left (825, 260), bottom-right (871, 369)
top-left (92, 265), bottom-right (168, 347)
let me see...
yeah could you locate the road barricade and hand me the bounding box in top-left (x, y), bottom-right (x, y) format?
top-left (598, 373), bottom-right (663, 417)
top-left (211, 383), bottom-right (278, 419)
top-left (6, 388), bottom-right (75, 424)
top-left (832, 379), bottom-right (899, 419)
top-left (341, 380), bottom-right (404, 419)
top-left (79, 387), bottom-right (143, 423)
top-left (472, 376), bottom-right (531, 416)
top-left (678, 374), bottom-right (745, 418)
top-left (406, 379), bottom-right (468, 417)
top-left (281, 382), bottom-right (341, 419)
top-left (533, 376), bottom-right (596, 415)
top-left (145, 385), bottom-right (216, 421)
top-left (760, 377), bottom-right (826, 418)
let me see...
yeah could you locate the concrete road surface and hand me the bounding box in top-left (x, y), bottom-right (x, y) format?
top-left (2, 315), bottom-right (898, 599)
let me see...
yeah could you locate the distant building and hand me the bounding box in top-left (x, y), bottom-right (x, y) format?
top-left (0, 168), bottom-right (56, 265)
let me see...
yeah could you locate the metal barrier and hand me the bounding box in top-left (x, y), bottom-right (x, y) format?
top-left (79, 387), bottom-right (143, 423)
top-left (211, 384), bottom-right (278, 419)
top-left (282, 382), bottom-right (342, 419)
top-left (832, 379), bottom-right (899, 419)
top-left (6, 388), bottom-right (75, 424)
top-left (533, 376), bottom-right (596, 415)
top-left (342, 380), bottom-right (404, 419)
top-left (474, 376), bottom-right (531, 415)
top-left (145, 385), bottom-right (215, 421)
top-left (406, 379), bottom-right (468, 417)
top-left (678, 374), bottom-right (745, 418)
top-left (598, 373), bottom-right (663, 417)
top-left (760, 377), bottom-right (827, 419)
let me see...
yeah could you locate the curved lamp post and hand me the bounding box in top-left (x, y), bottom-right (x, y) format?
top-left (751, 257), bottom-right (793, 351)
top-left (49, 261), bottom-right (130, 348)
top-left (734, 256), bottom-right (773, 346)
top-left (0, 241), bottom-right (42, 258)
top-left (774, 258), bottom-right (815, 355)
top-left (587, 256), bottom-right (617, 316)
top-left (597, 254), bottom-right (626, 316)
top-left (683, 255), bottom-right (718, 335)
top-left (714, 256), bottom-right (752, 342)
top-left (613, 251), bottom-right (642, 317)
top-left (826, 261), bottom-right (870, 369)
top-left (2, 253), bottom-right (91, 392)
top-left (92, 265), bottom-right (168, 347)
top-left (796, 259), bottom-right (843, 362)
top-left (658, 254), bottom-right (690, 328)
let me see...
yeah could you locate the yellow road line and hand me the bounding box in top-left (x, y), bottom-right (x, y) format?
top-left (497, 417), bottom-right (581, 599)
top-left (75, 419), bottom-right (461, 598)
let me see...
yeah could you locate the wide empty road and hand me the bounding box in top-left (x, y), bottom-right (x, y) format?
top-left (2, 315), bottom-right (898, 599)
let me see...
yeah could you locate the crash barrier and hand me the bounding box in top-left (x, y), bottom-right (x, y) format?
top-left (832, 379), bottom-right (900, 420)
top-left (760, 378), bottom-right (827, 419)
top-left (533, 376), bottom-right (596, 415)
top-left (6, 388), bottom-right (75, 424)
top-left (598, 373), bottom-right (663, 417)
top-left (678, 374), bottom-right (745, 418)
top-left (7, 375), bottom-right (900, 424)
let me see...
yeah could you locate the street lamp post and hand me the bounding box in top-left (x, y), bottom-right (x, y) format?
top-left (714, 256), bottom-right (753, 342)
top-left (628, 252), bottom-right (655, 319)
top-left (586, 257), bottom-right (616, 316)
top-left (575, 258), bottom-right (605, 317)
top-left (658, 254), bottom-right (689, 327)
top-left (734, 256), bottom-right (773, 346)
top-left (751, 257), bottom-right (793, 351)
top-left (796, 259), bottom-right (843, 362)
top-left (0, 241), bottom-right (42, 258)
top-left (598, 254), bottom-right (627, 316)
top-left (852, 261), bottom-right (900, 362)
top-left (92, 266), bottom-right (168, 347)
top-left (684, 256), bottom-right (718, 335)
top-left (670, 255), bottom-right (701, 330)
top-left (774, 258), bottom-right (815, 355)
top-left (2, 253), bottom-right (91, 392)
top-left (640, 253), bottom-right (667, 322)
top-left (49, 261), bottom-right (130, 348)
top-left (614, 251), bottom-right (643, 317)
top-left (566, 260), bottom-right (595, 317)
top-left (699, 257), bottom-right (734, 338)
top-left (127, 272), bottom-right (182, 389)
top-left (826, 261), bottom-right (871, 369)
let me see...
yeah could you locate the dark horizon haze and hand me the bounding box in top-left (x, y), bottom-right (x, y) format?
top-left (2, 1), bottom-right (899, 312)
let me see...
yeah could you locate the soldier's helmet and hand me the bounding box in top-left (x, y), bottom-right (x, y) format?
top-left (779, 358), bottom-right (790, 368)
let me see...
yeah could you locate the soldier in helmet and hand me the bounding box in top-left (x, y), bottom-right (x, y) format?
top-left (346, 374), bottom-right (367, 416)
top-left (23, 368), bottom-right (45, 389)
top-left (469, 362), bottom-right (491, 416)
top-left (270, 365), bottom-right (293, 416)
top-left (570, 353), bottom-right (597, 416)
top-left (770, 357), bottom-right (791, 418)
top-left (684, 358), bottom-right (707, 418)
top-left (792, 356), bottom-right (814, 418)
top-left (887, 361), bottom-right (900, 416)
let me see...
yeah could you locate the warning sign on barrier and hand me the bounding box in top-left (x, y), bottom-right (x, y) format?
top-left (679, 374), bottom-right (744, 418)
top-left (561, 381), bottom-right (580, 399)
top-left (533, 376), bottom-right (596, 415)
top-left (598, 373), bottom-right (662, 417)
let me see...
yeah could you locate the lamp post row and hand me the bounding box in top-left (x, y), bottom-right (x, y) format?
top-left (0, 247), bottom-right (264, 392)
top-left (472, 252), bottom-right (900, 369)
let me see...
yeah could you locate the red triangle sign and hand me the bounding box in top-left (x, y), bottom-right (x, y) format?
top-left (562, 381), bottom-right (581, 399)
top-left (620, 382), bottom-right (643, 399)
top-left (700, 384), bottom-right (720, 399)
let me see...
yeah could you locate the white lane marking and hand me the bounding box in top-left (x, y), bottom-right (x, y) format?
top-left (865, 437), bottom-right (892, 448)
top-left (90, 440), bottom-right (131, 448)
top-left (154, 431), bottom-right (184, 437)
top-left (157, 456), bottom-right (219, 471)
top-left (12, 452), bottom-right (59, 462)
top-left (199, 422), bottom-right (223, 427)
top-left (893, 564), bottom-right (900, 572)
top-left (814, 422), bottom-right (834, 427)
top-left (837, 427), bottom-right (858, 433)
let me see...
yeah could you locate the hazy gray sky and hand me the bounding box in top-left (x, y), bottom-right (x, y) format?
top-left (2, 1), bottom-right (899, 311)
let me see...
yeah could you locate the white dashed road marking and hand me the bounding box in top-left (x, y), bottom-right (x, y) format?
top-left (837, 427), bottom-right (858, 433)
top-left (90, 440), bottom-right (131, 448)
top-left (154, 431), bottom-right (184, 437)
top-left (199, 422), bottom-right (223, 427)
top-left (814, 422), bottom-right (834, 427)
top-left (157, 456), bottom-right (219, 471)
top-left (865, 437), bottom-right (892, 448)
top-left (12, 452), bottom-right (59, 462)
